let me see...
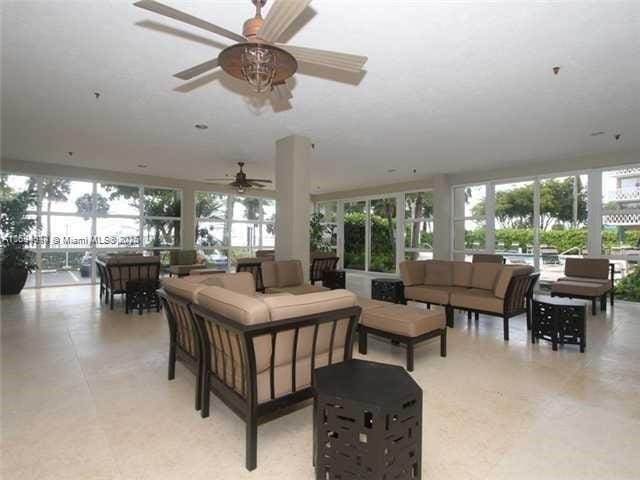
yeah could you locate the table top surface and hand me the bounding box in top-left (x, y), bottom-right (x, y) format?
top-left (372, 278), bottom-right (403, 284)
top-left (533, 294), bottom-right (588, 307)
top-left (314, 359), bottom-right (420, 405)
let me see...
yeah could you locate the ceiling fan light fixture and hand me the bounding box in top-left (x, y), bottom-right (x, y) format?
top-left (241, 45), bottom-right (276, 93)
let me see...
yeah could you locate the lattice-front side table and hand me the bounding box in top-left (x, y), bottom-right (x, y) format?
top-left (532, 295), bottom-right (587, 352)
top-left (313, 360), bottom-right (423, 479)
top-left (371, 278), bottom-right (405, 304)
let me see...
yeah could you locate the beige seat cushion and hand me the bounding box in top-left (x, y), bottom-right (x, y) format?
top-left (265, 285), bottom-right (328, 295)
top-left (356, 296), bottom-right (388, 313)
top-left (403, 285), bottom-right (469, 305)
top-left (424, 260), bottom-right (453, 286)
top-left (558, 276), bottom-right (613, 288)
top-left (450, 288), bottom-right (504, 314)
top-left (551, 281), bottom-right (609, 297)
top-left (471, 263), bottom-right (503, 291)
top-left (361, 304), bottom-right (446, 337)
top-left (169, 264), bottom-right (206, 275)
top-left (565, 258), bottom-right (609, 280)
top-left (262, 260), bottom-right (305, 289)
top-left (399, 261), bottom-right (426, 286)
top-left (261, 289), bottom-right (356, 321)
top-left (162, 277), bottom-right (210, 302)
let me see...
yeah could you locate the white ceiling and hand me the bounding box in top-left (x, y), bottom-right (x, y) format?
top-left (2, 1), bottom-right (639, 193)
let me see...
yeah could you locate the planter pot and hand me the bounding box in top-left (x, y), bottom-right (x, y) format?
top-left (1, 267), bottom-right (29, 295)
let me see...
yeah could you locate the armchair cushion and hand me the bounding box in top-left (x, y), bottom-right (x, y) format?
top-left (261, 289), bottom-right (356, 321)
top-left (424, 260), bottom-right (453, 286)
top-left (452, 261), bottom-right (473, 287)
top-left (471, 262), bottom-right (502, 291)
top-left (399, 261), bottom-right (426, 286)
top-left (450, 289), bottom-right (503, 314)
top-left (565, 258), bottom-right (610, 280)
top-left (277, 260), bottom-right (304, 287)
top-left (493, 266), bottom-right (534, 299)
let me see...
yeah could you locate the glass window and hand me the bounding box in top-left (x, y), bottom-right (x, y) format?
top-left (143, 219), bottom-right (180, 247)
top-left (453, 185), bottom-right (486, 256)
top-left (369, 198), bottom-right (396, 273)
top-left (233, 197), bottom-right (260, 221)
top-left (40, 251), bottom-right (92, 287)
top-left (261, 224), bottom-right (275, 247)
top-left (539, 175), bottom-right (588, 282)
top-left (97, 183), bottom-right (140, 216)
top-left (39, 179), bottom-right (93, 214)
top-left (495, 181), bottom-right (534, 264)
top-left (45, 215), bottom-right (92, 249)
top-left (261, 199), bottom-right (276, 222)
top-left (231, 222), bottom-right (259, 248)
top-left (196, 221), bottom-right (227, 247)
top-left (405, 192), bottom-right (433, 219)
top-left (196, 192), bottom-right (227, 220)
top-left (143, 187), bottom-right (181, 217)
top-left (344, 201), bottom-right (366, 270)
top-left (317, 201), bottom-right (337, 223)
top-left (96, 218), bottom-right (141, 249)
top-left (0, 174), bottom-right (37, 203)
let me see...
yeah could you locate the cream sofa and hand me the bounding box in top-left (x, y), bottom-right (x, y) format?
top-left (261, 259), bottom-right (329, 295)
top-left (400, 260), bottom-right (538, 340)
top-left (158, 272), bottom-right (360, 471)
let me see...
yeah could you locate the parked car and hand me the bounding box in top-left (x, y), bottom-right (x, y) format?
top-left (80, 252), bottom-right (92, 277)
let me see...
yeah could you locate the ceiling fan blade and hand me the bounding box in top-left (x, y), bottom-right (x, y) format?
top-left (275, 44), bottom-right (367, 72)
top-left (271, 82), bottom-right (293, 101)
top-left (174, 58), bottom-right (219, 80)
top-left (257, 0), bottom-right (311, 43)
top-left (134, 0), bottom-right (246, 43)
top-left (246, 179), bottom-right (273, 183)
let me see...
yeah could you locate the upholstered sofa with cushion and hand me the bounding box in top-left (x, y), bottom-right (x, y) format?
top-left (400, 260), bottom-right (538, 340)
top-left (158, 272), bottom-right (360, 471)
top-left (261, 259), bottom-right (329, 295)
top-left (555, 258), bottom-right (615, 306)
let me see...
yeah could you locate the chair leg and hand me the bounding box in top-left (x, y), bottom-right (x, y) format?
top-left (427, 303), bottom-right (431, 310)
top-left (440, 329), bottom-right (447, 357)
top-left (445, 306), bottom-right (454, 328)
top-left (358, 328), bottom-right (368, 355)
top-left (195, 360), bottom-right (202, 411)
top-left (110, 292), bottom-right (114, 310)
top-left (168, 343), bottom-right (176, 380)
top-left (610, 290), bottom-right (614, 306)
top-left (406, 342), bottom-right (414, 372)
top-left (600, 295), bottom-right (606, 312)
top-left (246, 414), bottom-right (258, 471)
top-left (467, 310), bottom-right (472, 321)
top-left (591, 298), bottom-right (596, 316)
top-left (503, 317), bottom-right (509, 341)
top-left (201, 372), bottom-right (210, 419)
top-left (474, 311), bottom-right (479, 321)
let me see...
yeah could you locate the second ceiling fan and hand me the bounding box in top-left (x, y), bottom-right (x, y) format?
top-left (134, 0), bottom-right (368, 102)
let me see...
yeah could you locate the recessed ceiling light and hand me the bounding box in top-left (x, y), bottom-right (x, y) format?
top-left (195, 124), bottom-right (209, 130)
top-left (590, 131), bottom-right (605, 136)
top-left (615, 134), bottom-right (622, 140)
top-left (552, 66), bottom-right (560, 75)
top-left (387, 169), bottom-right (397, 173)
top-left (94, 92), bottom-right (101, 99)
top-left (67, 151), bottom-right (74, 156)
top-left (137, 164), bottom-right (148, 168)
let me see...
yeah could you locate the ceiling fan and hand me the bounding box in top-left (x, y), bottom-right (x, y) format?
top-left (133, 0), bottom-right (368, 101)
top-left (205, 162), bottom-right (273, 193)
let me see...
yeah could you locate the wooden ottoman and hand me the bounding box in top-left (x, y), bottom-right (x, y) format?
top-left (357, 301), bottom-right (447, 371)
top-left (551, 280), bottom-right (609, 315)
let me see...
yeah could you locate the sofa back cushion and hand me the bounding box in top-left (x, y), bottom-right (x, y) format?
top-left (472, 253), bottom-right (504, 264)
top-left (452, 261), bottom-right (473, 287)
top-left (493, 265), bottom-right (534, 299)
top-left (170, 250), bottom-right (197, 266)
top-left (198, 272), bottom-right (256, 296)
top-left (196, 286), bottom-right (271, 325)
top-left (399, 261), bottom-right (426, 286)
top-left (565, 258), bottom-right (609, 279)
top-left (261, 289), bottom-right (356, 321)
top-left (162, 277), bottom-right (209, 302)
top-left (471, 262), bottom-right (503, 291)
top-left (424, 260), bottom-right (453, 286)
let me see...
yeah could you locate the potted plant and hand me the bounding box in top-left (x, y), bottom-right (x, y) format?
top-left (310, 212), bottom-right (332, 254)
top-left (1, 190), bottom-right (38, 295)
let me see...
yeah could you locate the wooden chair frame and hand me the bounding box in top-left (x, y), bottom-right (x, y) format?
top-left (310, 256), bottom-right (339, 284)
top-left (236, 262), bottom-right (266, 293)
top-left (97, 259), bottom-right (160, 310)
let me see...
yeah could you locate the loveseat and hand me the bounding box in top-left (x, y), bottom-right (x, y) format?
top-left (400, 260), bottom-right (538, 340)
top-left (158, 272), bottom-right (361, 471)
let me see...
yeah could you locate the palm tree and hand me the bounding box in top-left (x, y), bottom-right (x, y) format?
top-left (28, 177), bottom-right (71, 247)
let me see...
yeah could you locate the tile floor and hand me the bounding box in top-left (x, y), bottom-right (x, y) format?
top-left (2, 286), bottom-right (639, 479)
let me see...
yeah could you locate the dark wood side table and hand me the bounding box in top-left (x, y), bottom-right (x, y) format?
top-left (371, 278), bottom-right (405, 304)
top-left (532, 295), bottom-right (587, 352)
top-left (125, 279), bottom-right (161, 315)
top-left (322, 269), bottom-right (346, 290)
top-left (313, 360), bottom-right (423, 479)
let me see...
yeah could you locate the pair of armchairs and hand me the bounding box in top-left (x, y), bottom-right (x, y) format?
top-left (158, 272), bottom-right (361, 471)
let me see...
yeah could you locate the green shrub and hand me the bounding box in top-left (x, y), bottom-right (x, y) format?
top-left (615, 266), bottom-right (640, 301)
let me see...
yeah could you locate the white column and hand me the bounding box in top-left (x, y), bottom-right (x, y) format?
top-left (181, 184), bottom-right (196, 250)
top-left (275, 135), bottom-right (312, 279)
top-left (432, 174), bottom-right (451, 260)
top-left (588, 170), bottom-right (602, 257)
